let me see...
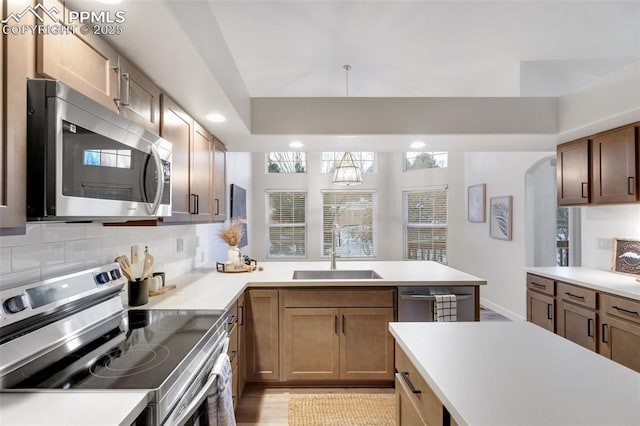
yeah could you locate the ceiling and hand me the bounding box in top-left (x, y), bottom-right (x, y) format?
top-left (82, 0), bottom-right (640, 151)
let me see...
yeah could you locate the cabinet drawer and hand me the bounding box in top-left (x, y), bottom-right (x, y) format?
top-left (283, 288), bottom-right (395, 308)
top-left (600, 293), bottom-right (640, 325)
top-left (557, 282), bottom-right (597, 309)
top-left (227, 301), bottom-right (239, 332)
top-left (527, 274), bottom-right (555, 296)
top-left (395, 344), bottom-right (443, 426)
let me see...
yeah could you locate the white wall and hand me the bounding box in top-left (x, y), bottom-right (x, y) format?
top-left (525, 156), bottom-right (558, 267)
top-left (580, 205), bottom-right (640, 271)
top-left (462, 152), bottom-right (553, 320)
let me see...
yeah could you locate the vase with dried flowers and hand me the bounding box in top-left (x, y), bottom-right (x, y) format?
top-left (217, 218), bottom-right (245, 267)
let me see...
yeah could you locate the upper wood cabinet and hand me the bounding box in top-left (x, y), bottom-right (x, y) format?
top-left (115, 56), bottom-right (161, 134)
top-left (557, 138), bottom-right (590, 205)
top-left (36, 0), bottom-right (118, 112)
top-left (212, 139), bottom-right (227, 222)
top-left (592, 125), bottom-right (638, 204)
top-left (557, 122), bottom-right (639, 206)
top-left (160, 95), bottom-right (213, 223)
top-left (0, 0), bottom-right (30, 234)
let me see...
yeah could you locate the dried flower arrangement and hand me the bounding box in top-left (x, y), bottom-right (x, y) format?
top-left (217, 218), bottom-right (245, 246)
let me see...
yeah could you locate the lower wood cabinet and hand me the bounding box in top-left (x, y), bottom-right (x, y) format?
top-left (237, 292), bottom-right (247, 398)
top-left (246, 289), bottom-right (280, 382)
top-left (557, 301), bottom-right (597, 351)
top-left (526, 289), bottom-right (555, 333)
top-left (281, 288), bottom-right (395, 384)
top-left (599, 293), bottom-right (640, 372)
top-left (282, 306), bottom-right (394, 382)
top-left (396, 344), bottom-right (449, 426)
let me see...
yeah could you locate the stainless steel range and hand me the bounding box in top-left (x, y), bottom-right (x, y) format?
top-left (0, 264), bottom-right (228, 425)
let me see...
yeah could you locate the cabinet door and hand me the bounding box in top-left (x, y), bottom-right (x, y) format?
top-left (0, 0), bottom-right (29, 234)
top-left (395, 373), bottom-right (427, 426)
top-left (599, 314), bottom-right (640, 373)
top-left (340, 307), bottom-right (394, 381)
top-left (246, 289), bottom-right (280, 382)
top-left (160, 95), bottom-right (193, 222)
top-left (592, 125), bottom-right (637, 204)
top-left (191, 124), bottom-right (212, 222)
top-left (36, 0), bottom-right (118, 111)
top-left (557, 138), bottom-right (590, 205)
top-left (282, 308), bottom-right (340, 381)
top-left (557, 301), bottom-right (597, 352)
top-left (527, 290), bottom-right (555, 333)
top-left (116, 56), bottom-right (161, 134)
top-left (212, 139), bottom-right (227, 222)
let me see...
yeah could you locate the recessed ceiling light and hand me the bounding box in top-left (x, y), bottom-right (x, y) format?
top-left (206, 113), bottom-right (226, 123)
top-left (289, 141), bottom-right (304, 149)
top-left (410, 141), bottom-right (426, 149)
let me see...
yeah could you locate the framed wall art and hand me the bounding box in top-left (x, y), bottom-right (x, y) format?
top-left (468, 184), bottom-right (486, 223)
top-left (489, 196), bottom-right (512, 241)
top-left (612, 238), bottom-right (640, 276)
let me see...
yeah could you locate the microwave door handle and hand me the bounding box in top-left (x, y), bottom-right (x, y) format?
top-left (147, 144), bottom-right (164, 215)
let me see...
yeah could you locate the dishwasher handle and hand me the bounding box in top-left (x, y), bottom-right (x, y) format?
top-left (400, 294), bottom-right (473, 301)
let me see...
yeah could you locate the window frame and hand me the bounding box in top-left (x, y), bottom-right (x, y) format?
top-left (321, 152), bottom-right (377, 174)
top-left (265, 190), bottom-right (308, 259)
top-left (403, 187), bottom-right (448, 263)
top-left (320, 189), bottom-right (377, 259)
top-left (404, 152), bottom-right (448, 171)
top-left (265, 152), bottom-right (308, 174)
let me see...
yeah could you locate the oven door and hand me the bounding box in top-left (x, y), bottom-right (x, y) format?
top-left (50, 96), bottom-right (171, 219)
top-left (164, 338), bottom-right (230, 426)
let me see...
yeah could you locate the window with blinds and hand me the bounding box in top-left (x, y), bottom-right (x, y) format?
top-left (322, 191), bottom-right (376, 258)
top-left (404, 188), bottom-right (447, 263)
top-left (266, 191), bottom-right (307, 257)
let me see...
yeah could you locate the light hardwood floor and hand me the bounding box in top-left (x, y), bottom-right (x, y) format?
top-left (235, 386), bottom-right (395, 426)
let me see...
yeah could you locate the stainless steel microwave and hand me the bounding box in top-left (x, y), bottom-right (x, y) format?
top-left (26, 79), bottom-right (172, 221)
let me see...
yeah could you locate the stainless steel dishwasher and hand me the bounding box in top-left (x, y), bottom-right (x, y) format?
top-left (397, 286), bottom-right (476, 321)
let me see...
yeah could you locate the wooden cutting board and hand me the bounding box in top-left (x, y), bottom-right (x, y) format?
top-left (149, 284), bottom-right (176, 297)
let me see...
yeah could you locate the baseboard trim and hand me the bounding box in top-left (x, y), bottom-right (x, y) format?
top-left (480, 298), bottom-right (525, 322)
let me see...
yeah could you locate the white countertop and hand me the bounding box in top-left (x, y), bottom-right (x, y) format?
top-left (390, 322), bottom-right (640, 426)
top-left (145, 260), bottom-right (486, 310)
top-left (525, 266), bottom-right (640, 300)
top-left (0, 391), bottom-right (148, 425)
top-left (2, 261), bottom-right (485, 425)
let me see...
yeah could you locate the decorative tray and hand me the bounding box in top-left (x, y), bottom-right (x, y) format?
top-left (216, 262), bottom-right (257, 273)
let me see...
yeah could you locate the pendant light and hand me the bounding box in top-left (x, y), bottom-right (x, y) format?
top-left (333, 65), bottom-right (363, 186)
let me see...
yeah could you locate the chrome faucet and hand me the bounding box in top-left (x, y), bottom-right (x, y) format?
top-left (331, 222), bottom-right (341, 270)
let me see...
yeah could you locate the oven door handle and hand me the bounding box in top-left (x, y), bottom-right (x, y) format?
top-left (172, 370), bottom-right (219, 426)
top-left (146, 144), bottom-right (164, 216)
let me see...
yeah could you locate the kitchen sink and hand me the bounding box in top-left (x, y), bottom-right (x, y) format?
top-left (292, 270), bottom-right (383, 280)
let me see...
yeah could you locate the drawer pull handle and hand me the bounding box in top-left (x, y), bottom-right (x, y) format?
top-left (547, 303), bottom-right (553, 320)
top-left (342, 315), bottom-right (346, 335)
top-left (530, 282), bottom-right (546, 290)
top-left (229, 350), bottom-right (237, 363)
top-left (335, 315), bottom-right (339, 335)
top-left (228, 314), bottom-right (238, 325)
top-left (602, 323), bottom-right (608, 344)
top-left (587, 318), bottom-right (593, 337)
top-left (565, 292), bottom-right (585, 301)
top-left (612, 306), bottom-right (639, 316)
top-left (401, 371), bottom-right (422, 395)
top-left (239, 305), bottom-right (244, 326)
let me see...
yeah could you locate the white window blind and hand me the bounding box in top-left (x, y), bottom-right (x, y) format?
top-left (322, 191), bottom-right (376, 258)
top-left (404, 188), bottom-right (448, 263)
top-left (266, 191), bottom-right (307, 257)
top-left (321, 152), bottom-right (376, 174)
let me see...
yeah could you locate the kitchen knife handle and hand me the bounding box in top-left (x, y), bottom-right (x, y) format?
top-left (401, 371), bottom-right (421, 395)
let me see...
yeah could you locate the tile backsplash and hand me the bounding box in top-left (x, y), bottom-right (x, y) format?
top-left (0, 222), bottom-right (205, 289)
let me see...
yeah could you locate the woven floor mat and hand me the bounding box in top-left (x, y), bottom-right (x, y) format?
top-left (288, 393), bottom-right (395, 426)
